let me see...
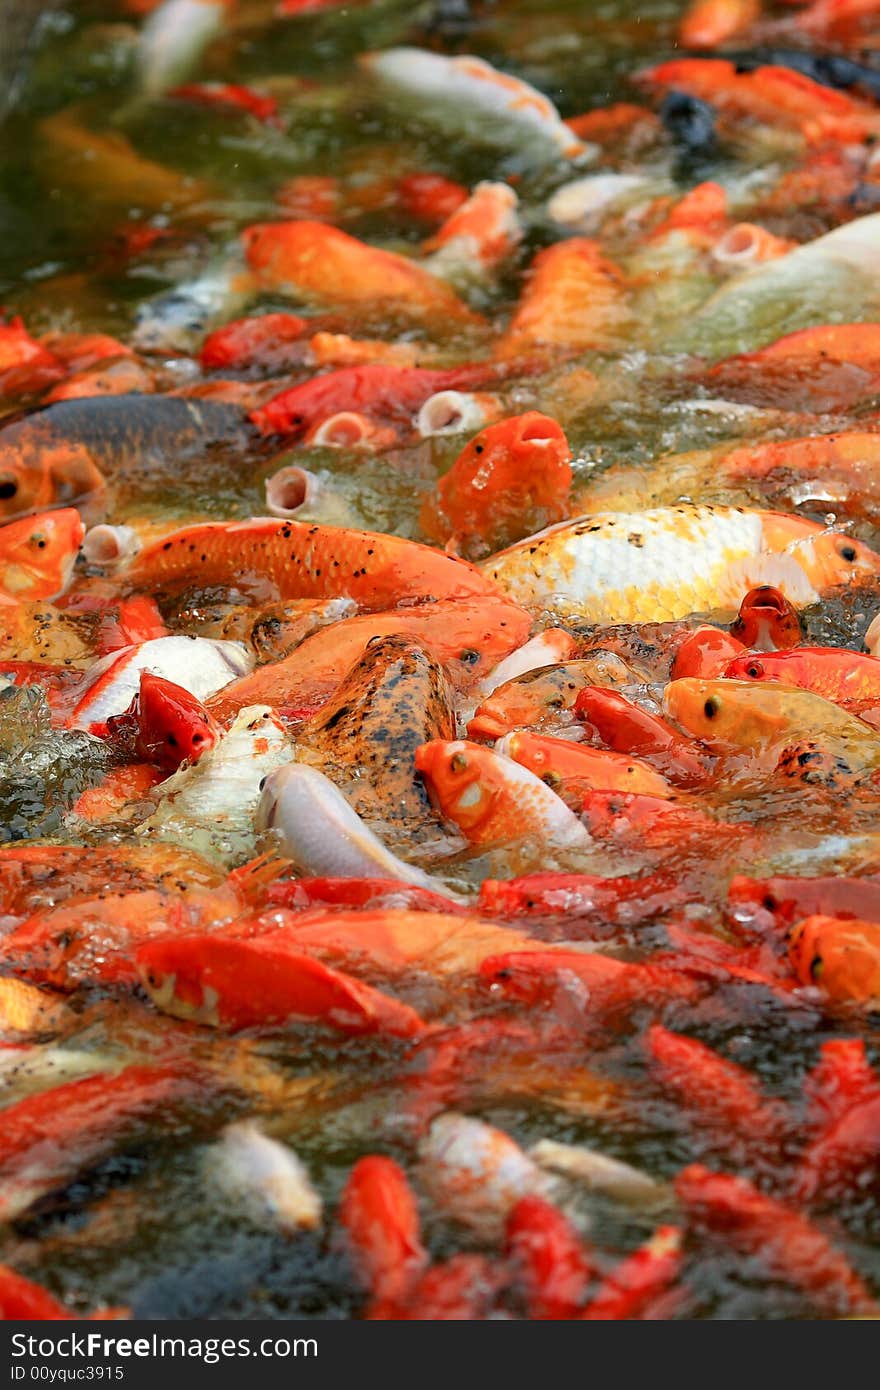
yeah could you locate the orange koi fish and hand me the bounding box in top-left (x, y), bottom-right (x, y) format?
top-left (420, 412), bottom-right (572, 556)
top-left (706, 323), bottom-right (880, 410)
top-left (496, 730), bottom-right (677, 801)
top-left (242, 221), bottom-right (481, 327)
top-left (124, 517), bottom-right (500, 607)
top-left (496, 239), bottom-right (629, 358)
top-left (422, 181), bottom-right (522, 277)
top-left (639, 59), bottom-right (880, 144)
top-left (679, 0), bottom-right (762, 48)
top-left (728, 584), bottom-right (802, 651)
top-left (0, 508), bottom-right (83, 601)
top-left (208, 595), bottom-right (530, 718)
top-left (414, 739), bottom-right (592, 849)
top-left (788, 915), bottom-right (880, 1007)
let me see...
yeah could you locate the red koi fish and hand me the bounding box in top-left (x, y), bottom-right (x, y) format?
top-left (136, 934), bottom-right (427, 1036)
top-left (108, 671), bottom-right (219, 770)
top-left (0, 508), bottom-right (83, 601)
top-left (497, 730), bottom-right (677, 802)
top-left (476, 871), bottom-right (687, 926)
top-left (670, 625), bottom-right (746, 678)
top-left (675, 1164), bottom-right (878, 1316)
top-left (0, 1065), bottom-right (209, 1222)
top-left (398, 173), bottom-right (469, 225)
top-left (420, 412), bottom-right (572, 556)
top-left (581, 1227), bottom-right (684, 1321)
top-left (646, 1025), bottom-right (784, 1157)
top-left (242, 221), bottom-right (481, 327)
top-left (724, 646), bottom-right (880, 707)
top-left (506, 1195), bottom-right (593, 1319)
top-left (170, 83), bottom-right (281, 126)
top-left (251, 362), bottom-right (522, 438)
top-left (574, 687), bottom-right (711, 788)
top-left (199, 312), bottom-right (310, 370)
top-left (338, 1156), bottom-right (428, 1307)
top-left (0, 317), bottom-right (64, 398)
top-left (727, 873), bottom-right (880, 937)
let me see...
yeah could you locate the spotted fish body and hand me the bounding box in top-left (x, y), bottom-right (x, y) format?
top-left (481, 505), bottom-right (826, 623)
top-left (300, 635), bottom-right (455, 839)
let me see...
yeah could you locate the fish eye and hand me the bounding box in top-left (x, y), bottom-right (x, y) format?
top-left (0, 479), bottom-right (18, 499)
top-left (258, 776), bottom-right (267, 790)
top-left (762, 894), bottom-right (777, 911)
top-left (703, 697), bottom-right (719, 719)
top-left (809, 955), bottom-right (824, 980)
top-left (459, 649), bottom-right (480, 666)
top-left (745, 662), bottom-right (764, 679)
top-left (839, 543), bottom-right (858, 562)
top-left (450, 752), bottom-right (469, 773)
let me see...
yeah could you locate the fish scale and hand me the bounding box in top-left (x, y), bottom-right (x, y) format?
top-left (481, 505), bottom-right (814, 623)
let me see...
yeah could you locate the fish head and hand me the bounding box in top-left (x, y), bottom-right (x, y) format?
top-left (663, 676), bottom-right (797, 751)
top-left (0, 507), bottom-right (84, 600)
top-left (787, 915), bottom-right (880, 1005)
top-left (729, 584), bottom-right (801, 651)
top-left (414, 738), bottom-right (501, 834)
top-left (762, 513), bottom-right (880, 591)
top-left (0, 439), bottom-right (105, 522)
top-left (136, 940), bottom-right (222, 1025)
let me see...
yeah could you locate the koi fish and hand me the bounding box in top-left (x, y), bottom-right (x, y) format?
top-left (496, 731), bottom-right (677, 801)
top-left (413, 739), bottom-right (592, 849)
top-left (679, 0), bottom-right (762, 49)
top-left (480, 506), bottom-right (880, 624)
top-left (136, 0), bottom-right (231, 100)
top-left (0, 508), bottom-right (83, 601)
top-left (723, 646), bottom-right (880, 706)
top-left (664, 677), bottom-right (880, 781)
top-left (420, 412), bottom-right (572, 557)
top-left (108, 670), bottom-right (219, 770)
top-left (0, 394), bottom-right (250, 521)
top-left (296, 634), bottom-right (455, 837)
top-left (506, 1195), bottom-right (592, 1320)
top-left (132, 258), bottom-right (255, 354)
top-left (705, 323), bottom-right (880, 411)
top-left (170, 82), bottom-right (281, 126)
top-left (468, 653), bottom-right (643, 741)
top-left (361, 49), bottom-right (589, 163)
top-left (202, 1122), bottom-right (322, 1234)
top-left (0, 1065), bottom-right (211, 1222)
top-left (675, 1164), bottom-right (877, 1317)
top-left (138, 705), bottom-right (292, 865)
top-left (719, 432), bottom-right (880, 525)
top-left (475, 630), bottom-right (579, 701)
top-left (136, 933), bottom-right (426, 1036)
top-left (338, 1157), bottom-right (427, 1306)
top-left (422, 182), bottom-right (522, 279)
top-left (581, 1227), bottom-right (684, 1321)
top-left (257, 764), bottom-right (461, 899)
top-left (250, 362), bottom-right (521, 438)
top-left (416, 1113), bottom-right (551, 1238)
top-left (199, 312), bottom-right (309, 371)
top-left (728, 584), bottom-right (802, 650)
top-left (727, 873), bottom-right (880, 937)
top-left (788, 915), bottom-right (880, 1007)
top-left (207, 596), bottom-right (531, 718)
top-left (124, 515), bottom-right (500, 608)
top-left (242, 221), bottom-right (480, 328)
top-left (496, 239), bottom-right (629, 358)
top-left (61, 635), bottom-right (252, 731)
